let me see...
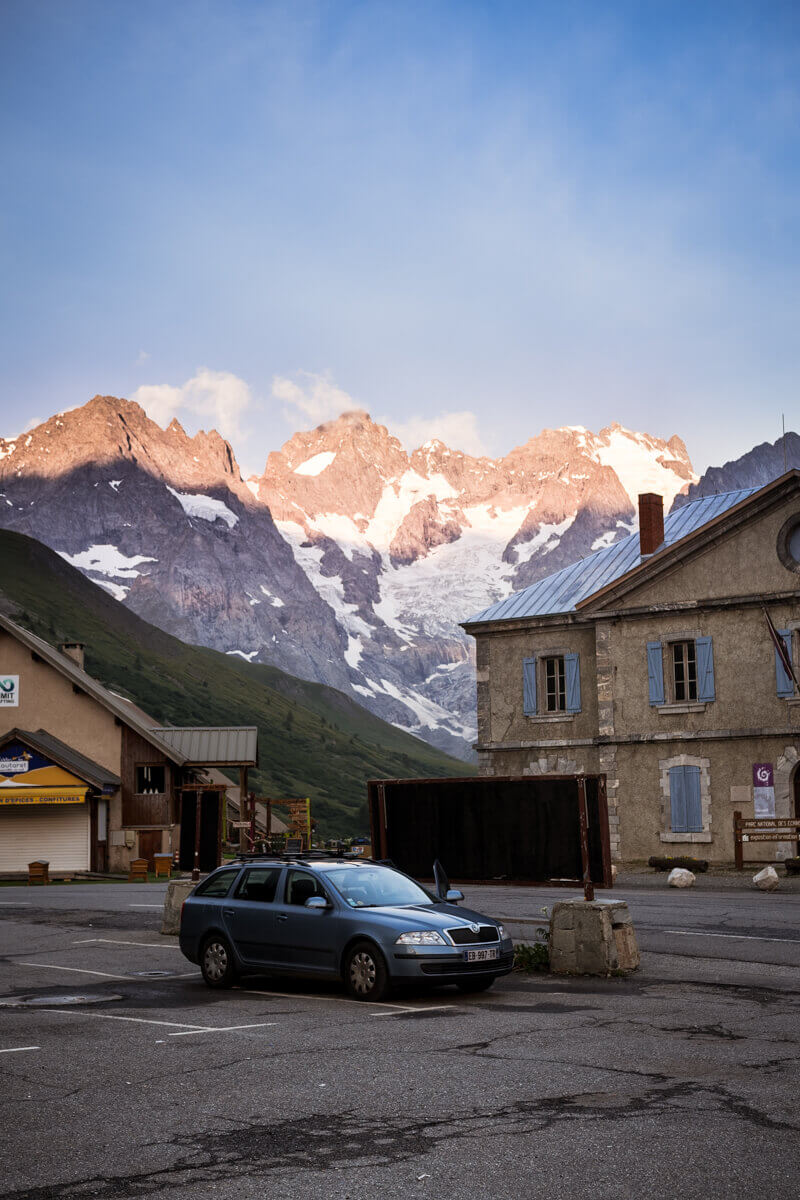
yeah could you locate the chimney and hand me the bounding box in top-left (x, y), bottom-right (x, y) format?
top-left (60, 642), bottom-right (85, 670)
top-left (638, 493), bottom-right (664, 557)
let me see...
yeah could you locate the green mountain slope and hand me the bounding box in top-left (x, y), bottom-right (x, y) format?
top-left (0, 530), bottom-right (472, 835)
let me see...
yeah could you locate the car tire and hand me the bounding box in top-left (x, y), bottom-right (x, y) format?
top-left (456, 976), bottom-right (496, 993)
top-left (200, 933), bottom-right (237, 989)
top-left (344, 941), bottom-right (390, 1002)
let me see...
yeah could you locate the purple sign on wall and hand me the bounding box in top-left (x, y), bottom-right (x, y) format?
top-left (753, 763), bottom-right (774, 787)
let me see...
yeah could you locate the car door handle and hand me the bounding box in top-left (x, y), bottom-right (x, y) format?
top-left (277, 914), bottom-right (288, 922)
top-left (223, 909), bottom-right (235, 917)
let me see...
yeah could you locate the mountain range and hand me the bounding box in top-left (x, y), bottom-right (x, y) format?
top-left (0, 395), bottom-right (794, 757)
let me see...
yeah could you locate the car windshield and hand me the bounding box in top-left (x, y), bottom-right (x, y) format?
top-left (322, 866), bottom-right (434, 908)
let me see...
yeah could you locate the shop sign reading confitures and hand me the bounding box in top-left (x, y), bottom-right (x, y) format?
top-left (0, 677), bottom-right (19, 707)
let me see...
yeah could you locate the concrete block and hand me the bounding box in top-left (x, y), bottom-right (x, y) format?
top-left (161, 878), bottom-right (196, 935)
top-left (753, 866), bottom-right (780, 892)
top-left (549, 900), bottom-right (638, 975)
top-left (668, 868), bottom-right (695, 888)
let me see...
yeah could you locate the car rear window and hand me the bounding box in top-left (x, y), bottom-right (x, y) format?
top-left (194, 868), bottom-right (240, 898)
top-left (235, 867), bottom-right (281, 903)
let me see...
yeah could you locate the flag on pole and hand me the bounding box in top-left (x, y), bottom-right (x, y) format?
top-left (763, 607), bottom-right (798, 693)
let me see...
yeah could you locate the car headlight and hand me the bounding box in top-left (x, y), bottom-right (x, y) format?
top-left (498, 924), bottom-right (506, 939)
top-left (395, 931), bottom-right (446, 946)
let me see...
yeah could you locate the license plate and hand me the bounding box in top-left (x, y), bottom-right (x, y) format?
top-left (465, 948), bottom-right (499, 963)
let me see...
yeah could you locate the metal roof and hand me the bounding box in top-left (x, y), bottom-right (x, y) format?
top-left (0, 727), bottom-right (121, 792)
top-left (464, 486), bottom-right (760, 625)
top-left (150, 726), bottom-right (258, 766)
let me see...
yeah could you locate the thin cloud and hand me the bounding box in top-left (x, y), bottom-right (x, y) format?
top-left (384, 411), bottom-right (487, 457)
top-left (273, 371), bottom-right (363, 426)
top-left (132, 368), bottom-right (253, 442)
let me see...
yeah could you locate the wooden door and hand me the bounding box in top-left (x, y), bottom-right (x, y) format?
top-left (138, 830), bottom-right (161, 870)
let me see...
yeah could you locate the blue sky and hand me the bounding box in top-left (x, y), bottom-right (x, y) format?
top-left (1, 0), bottom-right (798, 476)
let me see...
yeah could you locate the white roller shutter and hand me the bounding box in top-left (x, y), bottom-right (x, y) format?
top-left (0, 803), bottom-right (90, 872)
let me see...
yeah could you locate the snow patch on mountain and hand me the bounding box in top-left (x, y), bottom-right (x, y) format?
top-left (58, 544), bottom-right (157, 579)
top-left (294, 450), bottom-right (337, 476)
top-left (166, 486), bottom-right (239, 528)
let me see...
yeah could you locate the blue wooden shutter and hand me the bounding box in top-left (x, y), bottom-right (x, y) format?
top-left (647, 641), bottom-right (665, 705)
top-left (776, 630), bottom-right (794, 698)
top-left (696, 636), bottom-right (715, 702)
top-left (669, 767), bottom-right (687, 832)
top-left (565, 653), bottom-right (581, 713)
top-left (685, 766), bottom-right (702, 832)
top-left (523, 657), bottom-right (537, 715)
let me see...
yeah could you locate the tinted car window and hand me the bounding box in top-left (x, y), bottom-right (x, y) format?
top-left (235, 867), bottom-right (281, 903)
top-left (285, 870), bottom-right (329, 906)
top-left (194, 868), bottom-right (240, 898)
top-left (323, 866), bottom-right (433, 908)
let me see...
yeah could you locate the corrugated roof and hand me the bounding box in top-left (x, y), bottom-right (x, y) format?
top-left (0, 727), bottom-right (121, 792)
top-left (150, 726), bottom-right (258, 766)
top-left (464, 486), bottom-right (760, 625)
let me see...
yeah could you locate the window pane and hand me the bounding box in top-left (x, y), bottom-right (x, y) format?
top-left (236, 867), bottom-right (281, 903)
top-left (195, 868), bottom-right (240, 898)
top-left (545, 656), bottom-right (565, 712)
top-left (686, 641), bottom-right (697, 701)
top-left (136, 764), bottom-right (165, 794)
top-left (286, 870), bottom-right (328, 905)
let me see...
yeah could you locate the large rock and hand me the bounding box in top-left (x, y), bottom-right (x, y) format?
top-left (668, 868), bottom-right (696, 888)
top-left (753, 865), bottom-right (780, 892)
top-left (549, 900), bottom-right (639, 975)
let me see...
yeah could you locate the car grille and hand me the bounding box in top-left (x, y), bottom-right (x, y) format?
top-left (420, 951), bottom-right (514, 976)
top-left (447, 925), bottom-right (500, 945)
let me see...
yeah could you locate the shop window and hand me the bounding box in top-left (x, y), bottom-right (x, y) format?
top-left (136, 764), bottom-right (166, 794)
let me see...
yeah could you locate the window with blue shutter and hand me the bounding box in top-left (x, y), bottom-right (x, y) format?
top-left (669, 765), bottom-right (703, 833)
top-left (565, 653), bottom-right (581, 713)
top-left (523, 657), bottom-right (537, 715)
top-left (775, 630), bottom-right (794, 698)
top-left (695, 636), bottom-right (716, 702)
top-left (647, 641), bottom-right (665, 705)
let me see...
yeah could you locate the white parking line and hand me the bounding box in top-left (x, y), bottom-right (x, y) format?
top-left (370, 1005), bottom-right (457, 1017)
top-left (238, 986), bottom-right (458, 1016)
top-left (169, 1023), bottom-right (275, 1037)
top-left (0, 1046), bottom-right (40, 1054)
top-left (72, 938), bottom-right (180, 949)
top-left (664, 929), bottom-right (800, 945)
top-left (238, 986), bottom-right (416, 1011)
top-left (38, 1010), bottom-right (212, 1031)
top-left (17, 962), bottom-right (130, 980)
top-left (0, 901), bottom-right (31, 906)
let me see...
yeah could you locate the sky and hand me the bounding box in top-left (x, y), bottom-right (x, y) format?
top-left (1, 0), bottom-right (799, 477)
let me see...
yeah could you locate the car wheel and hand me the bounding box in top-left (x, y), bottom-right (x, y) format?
top-left (344, 941), bottom-right (390, 1002)
top-left (456, 976), bottom-right (496, 993)
top-left (200, 934), bottom-right (237, 989)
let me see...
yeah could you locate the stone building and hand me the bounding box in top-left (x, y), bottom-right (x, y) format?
top-left (462, 471), bottom-right (800, 865)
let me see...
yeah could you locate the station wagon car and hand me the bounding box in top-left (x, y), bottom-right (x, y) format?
top-left (179, 856), bottom-right (514, 1001)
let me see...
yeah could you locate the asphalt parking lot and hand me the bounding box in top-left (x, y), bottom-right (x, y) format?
top-left (1, 882), bottom-right (799, 1199)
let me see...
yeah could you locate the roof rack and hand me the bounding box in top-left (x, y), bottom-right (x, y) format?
top-left (231, 849), bottom-right (366, 865)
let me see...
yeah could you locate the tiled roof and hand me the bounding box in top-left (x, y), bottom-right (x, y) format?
top-left (464, 487), bottom-right (760, 625)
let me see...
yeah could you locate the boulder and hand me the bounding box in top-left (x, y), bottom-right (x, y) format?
top-left (668, 867), bottom-right (696, 888)
top-left (753, 865), bottom-right (780, 892)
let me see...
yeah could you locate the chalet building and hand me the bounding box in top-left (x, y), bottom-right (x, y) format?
top-left (462, 472), bottom-right (800, 865)
top-left (0, 612), bottom-right (257, 876)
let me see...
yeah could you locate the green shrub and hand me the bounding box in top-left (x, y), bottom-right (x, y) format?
top-left (514, 941), bottom-right (550, 972)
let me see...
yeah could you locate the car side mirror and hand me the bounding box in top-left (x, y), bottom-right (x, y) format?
top-left (305, 896), bottom-right (330, 910)
top-left (445, 888), bottom-right (464, 903)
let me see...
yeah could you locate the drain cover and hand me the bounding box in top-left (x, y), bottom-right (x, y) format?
top-left (0, 992), bottom-right (123, 1008)
top-left (130, 970), bottom-right (173, 978)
